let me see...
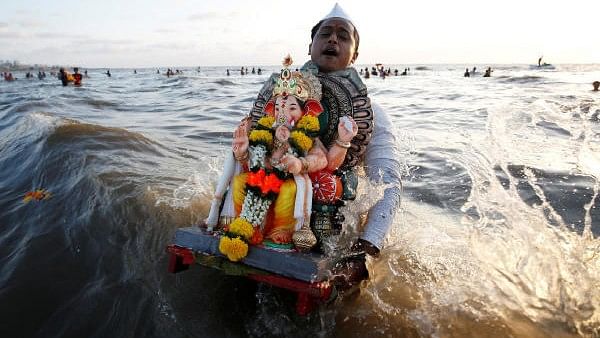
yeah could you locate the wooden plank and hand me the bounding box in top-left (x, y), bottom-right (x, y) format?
top-left (173, 227), bottom-right (336, 282)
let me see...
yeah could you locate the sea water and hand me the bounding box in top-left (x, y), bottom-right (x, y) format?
top-left (1, 64), bottom-right (599, 337)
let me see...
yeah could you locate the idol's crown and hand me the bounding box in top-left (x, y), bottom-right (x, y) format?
top-left (273, 55), bottom-right (321, 101)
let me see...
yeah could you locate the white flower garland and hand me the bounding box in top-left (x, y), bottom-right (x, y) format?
top-left (249, 144), bottom-right (267, 170)
top-left (240, 190), bottom-right (273, 228)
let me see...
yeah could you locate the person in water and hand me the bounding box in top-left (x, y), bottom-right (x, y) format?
top-left (59, 68), bottom-right (69, 86)
top-left (593, 81), bottom-right (600, 91)
top-left (464, 68), bottom-right (470, 77)
top-left (483, 67), bottom-right (492, 77)
top-left (73, 67), bottom-right (82, 86)
top-left (237, 4), bottom-right (400, 289)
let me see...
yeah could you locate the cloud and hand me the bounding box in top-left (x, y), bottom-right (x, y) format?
top-left (188, 12), bottom-right (219, 21)
top-left (0, 31), bottom-right (24, 39)
top-left (0, 22), bottom-right (8, 28)
top-left (145, 41), bottom-right (189, 50)
top-left (73, 38), bottom-right (137, 46)
top-left (17, 19), bottom-right (45, 28)
top-left (155, 28), bottom-right (175, 34)
top-left (187, 11), bottom-right (240, 22)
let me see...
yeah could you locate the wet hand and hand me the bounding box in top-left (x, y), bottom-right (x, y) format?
top-left (330, 257), bottom-right (369, 291)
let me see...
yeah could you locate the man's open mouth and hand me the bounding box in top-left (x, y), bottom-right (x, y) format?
top-left (322, 47), bottom-right (338, 56)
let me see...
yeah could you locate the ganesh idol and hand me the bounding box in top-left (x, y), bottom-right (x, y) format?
top-left (205, 55), bottom-right (358, 262)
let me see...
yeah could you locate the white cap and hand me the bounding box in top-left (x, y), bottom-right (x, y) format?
top-left (322, 3), bottom-right (354, 24)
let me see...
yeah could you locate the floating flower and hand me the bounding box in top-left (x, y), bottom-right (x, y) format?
top-left (23, 189), bottom-right (52, 203)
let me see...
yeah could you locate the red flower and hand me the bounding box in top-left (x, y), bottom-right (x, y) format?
top-left (262, 173), bottom-right (283, 194)
top-left (247, 169), bottom-right (266, 188)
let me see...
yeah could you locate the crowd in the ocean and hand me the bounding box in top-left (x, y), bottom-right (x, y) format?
top-left (359, 65), bottom-right (409, 79)
top-left (463, 66), bottom-right (493, 77)
top-left (3, 64), bottom-right (600, 91)
top-left (225, 67), bottom-right (263, 76)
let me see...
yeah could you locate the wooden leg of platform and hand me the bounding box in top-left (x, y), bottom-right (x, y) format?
top-left (296, 292), bottom-right (316, 316)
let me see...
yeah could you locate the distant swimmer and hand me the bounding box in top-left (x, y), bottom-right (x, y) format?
top-left (73, 67), bottom-right (82, 86)
top-left (59, 68), bottom-right (69, 86)
top-left (106, 69), bottom-right (111, 77)
top-left (257, 67), bottom-right (262, 75)
top-left (157, 69), bottom-right (160, 74)
top-left (226, 69), bottom-right (230, 76)
top-left (4, 72), bottom-right (15, 81)
top-left (538, 56), bottom-right (543, 67)
top-left (483, 67), bottom-right (492, 77)
top-left (472, 67), bottom-right (476, 75)
top-left (593, 81), bottom-right (600, 91)
top-left (134, 69), bottom-right (137, 74)
top-left (464, 68), bottom-right (470, 77)
top-left (401, 68), bottom-right (407, 76)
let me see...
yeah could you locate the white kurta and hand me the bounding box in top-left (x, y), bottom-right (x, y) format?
top-left (362, 102), bottom-right (403, 250)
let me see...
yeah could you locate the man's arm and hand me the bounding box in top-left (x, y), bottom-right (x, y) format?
top-left (360, 102), bottom-right (403, 253)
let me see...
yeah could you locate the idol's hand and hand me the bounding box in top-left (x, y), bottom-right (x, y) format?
top-left (232, 117), bottom-right (250, 158)
top-left (337, 117), bottom-right (358, 142)
top-left (280, 154), bottom-right (302, 175)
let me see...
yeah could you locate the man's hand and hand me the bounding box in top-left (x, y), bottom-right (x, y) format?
top-left (330, 255), bottom-right (369, 291)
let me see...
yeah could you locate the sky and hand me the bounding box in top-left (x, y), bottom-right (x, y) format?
top-left (0, 0), bottom-right (598, 68)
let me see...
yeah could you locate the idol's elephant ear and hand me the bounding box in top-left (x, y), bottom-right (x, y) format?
top-left (304, 99), bottom-right (324, 117)
top-left (263, 99), bottom-right (275, 117)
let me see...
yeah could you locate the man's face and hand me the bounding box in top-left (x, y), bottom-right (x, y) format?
top-left (309, 18), bottom-right (358, 73)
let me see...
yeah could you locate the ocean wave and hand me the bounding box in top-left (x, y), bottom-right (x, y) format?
top-left (47, 119), bottom-right (160, 153)
top-left (212, 79), bottom-right (237, 86)
top-left (496, 75), bottom-right (545, 84)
